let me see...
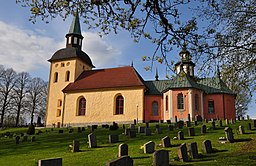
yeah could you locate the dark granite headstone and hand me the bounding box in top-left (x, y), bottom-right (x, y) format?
top-left (144, 141), bottom-right (155, 153)
top-left (188, 127), bottom-right (195, 136)
top-left (109, 134), bottom-right (119, 143)
top-left (188, 142), bottom-right (198, 159)
top-left (153, 150), bottom-right (169, 166)
top-left (201, 125), bottom-right (206, 134)
top-left (178, 143), bottom-right (188, 162)
top-left (202, 140), bottom-right (212, 153)
top-left (106, 156), bottom-right (133, 166)
top-left (178, 131), bottom-right (184, 140)
top-left (88, 133), bottom-right (97, 148)
top-left (224, 127), bottom-right (234, 143)
top-left (118, 143), bottom-right (128, 157)
top-left (161, 136), bottom-right (171, 148)
top-left (72, 140), bottom-right (79, 152)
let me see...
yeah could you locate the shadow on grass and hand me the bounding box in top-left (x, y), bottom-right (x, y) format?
top-left (171, 144), bottom-right (181, 147)
top-left (212, 148), bottom-right (228, 153)
top-left (97, 145), bottom-right (116, 148)
top-left (234, 138), bottom-right (252, 142)
top-left (132, 156), bottom-right (150, 160)
top-left (244, 132), bottom-right (255, 134)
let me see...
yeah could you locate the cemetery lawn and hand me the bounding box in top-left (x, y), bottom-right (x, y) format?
top-left (1, 120), bottom-right (256, 166)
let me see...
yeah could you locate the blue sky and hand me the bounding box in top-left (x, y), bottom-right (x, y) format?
top-left (0, 1), bottom-right (255, 118)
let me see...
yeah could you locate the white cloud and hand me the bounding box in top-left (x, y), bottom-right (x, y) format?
top-left (0, 21), bottom-right (60, 73)
top-left (82, 32), bottom-right (122, 68)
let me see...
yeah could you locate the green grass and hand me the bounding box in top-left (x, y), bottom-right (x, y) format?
top-left (1, 120), bottom-right (256, 166)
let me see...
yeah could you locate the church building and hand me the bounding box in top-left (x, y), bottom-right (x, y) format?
top-left (45, 14), bottom-right (236, 127)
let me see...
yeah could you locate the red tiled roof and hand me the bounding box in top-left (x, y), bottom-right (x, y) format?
top-left (63, 66), bottom-right (145, 92)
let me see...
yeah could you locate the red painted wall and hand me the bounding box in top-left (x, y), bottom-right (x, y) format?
top-left (144, 95), bottom-right (163, 121)
top-left (203, 94), bottom-right (236, 120)
top-left (172, 89), bottom-right (190, 120)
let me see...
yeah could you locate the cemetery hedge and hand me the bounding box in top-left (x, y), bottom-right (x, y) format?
top-left (0, 120), bottom-right (256, 165)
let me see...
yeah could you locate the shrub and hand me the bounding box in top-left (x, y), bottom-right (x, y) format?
top-left (27, 125), bottom-right (35, 135)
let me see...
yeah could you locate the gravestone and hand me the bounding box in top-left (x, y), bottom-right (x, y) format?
top-left (72, 140), bottom-right (79, 152)
top-left (81, 127), bottom-right (85, 131)
top-left (23, 135), bottom-right (28, 142)
top-left (145, 128), bottom-right (151, 136)
top-left (188, 127), bottom-right (195, 136)
top-left (178, 143), bottom-right (188, 162)
top-left (15, 136), bottom-right (20, 144)
top-left (202, 140), bottom-right (212, 154)
top-left (168, 125), bottom-right (174, 131)
top-left (122, 124), bottom-right (126, 130)
top-left (225, 119), bottom-right (229, 125)
top-left (231, 119), bottom-right (235, 124)
top-left (166, 120), bottom-right (171, 124)
top-left (205, 119), bottom-right (208, 123)
top-left (109, 134), bottom-right (119, 143)
top-left (195, 115), bottom-right (202, 122)
top-left (144, 141), bottom-right (155, 153)
top-left (58, 130), bottom-right (63, 133)
top-left (118, 143), bottom-right (128, 157)
top-left (188, 114), bottom-right (191, 122)
top-left (239, 125), bottom-right (245, 135)
top-left (130, 124), bottom-right (135, 130)
top-left (145, 122), bottom-right (149, 128)
top-left (248, 123), bottom-right (252, 130)
top-left (201, 125), bottom-right (206, 134)
top-left (185, 121), bottom-right (191, 127)
top-left (211, 121), bottom-right (216, 130)
top-left (188, 142), bottom-right (199, 159)
top-left (128, 130), bottom-right (136, 138)
top-left (242, 117), bottom-right (245, 121)
top-left (106, 156), bottom-right (133, 166)
top-left (161, 136), bottom-right (171, 148)
top-left (156, 128), bottom-right (162, 134)
top-left (38, 158), bottom-right (62, 166)
top-left (31, 136), bottom-right (36, 142)
top-left (138, 126), bottom-right (145, 133)
top-left (153, 150), bottom-right (169, 166)
top-left (175, 116), bottom-right (178, 123)
top-left (125, 128), bottom-right (130, 135)
top-left (134, 119), bottom-right (137, 125)
top-left (88, 133), bottom-right (97, 148)
top-left (237, 116), bottom-right (241, 121)
top-left (178, 131), bottom-right (184, 140)
top-left (253, 120), bottom-right (256, 128)
top-left (224, 127), bottom-right (234, 143)
top-left (194, 121), bottom-right (198, 126)
top-left (218, 120), bottom-right (222, 127)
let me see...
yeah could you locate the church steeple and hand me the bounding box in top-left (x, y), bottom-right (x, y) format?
top-left (65, 12), bottom-right (84, 49)
top-left (174, 45), bottom-right (195, 77)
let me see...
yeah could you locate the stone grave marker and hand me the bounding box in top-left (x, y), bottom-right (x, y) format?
top-left (106, 156), bottom-right (133, 166)
top-left (201, 125), bottom-right (206, 134)
top-left (23, 135), bottom-right (28, 142)
top-left (224, 127), bottom-right (234, 143)
top-left (134, 119), bottom-right (137, 125)
top-left (38, 158), bottom-right (62, 166)
top-left (145, 128), bottom-right (151, 136)
top-left (188, 142), bottom-right (198, 159)
top-left (122, 124), bottom-right (125, 130)
top-left (178, 131), bottom-right (184, 140)
top-left (156, 128), bottom-right (162, 134)
top-left (248, 123), bottom-right (252, 130)
top-left (178, 143), bottom-right (188, 162)
top-left (58, 130), bottom-right (63, 133)
top-left (78, 127), bottom-right (81, 133)
top-left (118, 143), bottom-right (128, 157)
top-left (202, 140), bottom-right (212, 154)
top-left (195, 115), bottom-right (202, 122)
top-left (239, 125), bottom-right (245, 135)
top-left (194, 121), bottom-right (198, 126)
top-left (138, 126), bottom-right (145, 133)
top-left (237, 116), bottom-right (241, 121)
top-left (161, 136), bottom-right (171, 148)
top-left (128, 130), bottom-right (136, 138)
top-left (185, 121), bottom-right (191, 127)
top-left (15, 136), bottom-right (20, 144)
top-left (125, 128), bottom-right (130, 135)
top-left (242, 117), bottom-right (245, 121)
top-left (168, 125), bottom-right (174, 131)
top-left (72, 140), bottom-right (79, 152)
top-left (31, 136), bottom-right (36, 142)
top-left (188, 114), bottom-right (191, 122)
top-left (205, 119), bottom-right (208, 123)
top-left (144, 141), bottom-right (155, 153)
top-left (225, 119), bottom-right (229, 125)
top-left (166, 120), bottom-right (171, 124)
top-left (81, 127), bottom-right (85, 131)
top-left (130, 124), bottom-right (135, 130)
top-left (88, 133), bottom-right (97, 148)
top-left (188, 127), bottom-right (195, 136)
top-left (218, 120), bottom-right (222, 127)
top-left (211, 121), bottom-right (216, 130)
top-left (153, 150), bottom-right (169, 166)
top-left (109, 134), bottom-right (119, 143)
top-left (175, 116), bottom-right (178, 123)
top-left (145, 122), bottom-right (149, 128)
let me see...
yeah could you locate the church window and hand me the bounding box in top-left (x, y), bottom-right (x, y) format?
top-left (208, 100), bottom-right (215, 114)
top-left (78, 97), bottom-right (86, 116)
top-left (65, 71), bottom-right (70, 82)
top-left (56, 109), bottom-right (61, 117)
top-left (177, 93), bottom-right (184, 109)
top-left (68, 36), bottom-right (72, 44)
top-left (57, 99), bottom-right (62, 107)
top-left (61, 63), bottom-right (65, 67)
top-left (152, 101), bottom-right (159, 116)
top-left (74, 37), bottom-right (78, 44)
top-left (79, 39), bottom-right (82, 46)
top-left (115, 95), bottom-right (124, 115)
top-left (165, 95), bottom-right (168, 111)
top-left (53, 72), bottom-right (58, 83)
top-left (195, 94), bottom-right (199, 112)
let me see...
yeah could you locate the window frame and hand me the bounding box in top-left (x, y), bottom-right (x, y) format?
top-left (208, 100), bottom-right (215, 114)
top-left (77, 97), bottom-right (86, 116)
top-left (152, 101), bottom-right (159, 116)
top-left (177, 93), bottom-right (184, 110)
top-left (115, 95), bottom-right (124, 115)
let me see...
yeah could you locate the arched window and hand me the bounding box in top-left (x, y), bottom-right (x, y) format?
top-left (65, 71), bottom-right (70, 82)
top-left (115, 95), bottom-right (124, 115)
top-left (78, 97), bottom-right (86, 116)
top-left (177, 93), bottom-right (184, 109)
top-left (195, 94), bottom-right (199, 112)
top-left (152, 101), bottom-right (158, 116)
top-left (165, 95), bottom-right (168, 111)
top-left (53, 72), bottom-right (58, 83)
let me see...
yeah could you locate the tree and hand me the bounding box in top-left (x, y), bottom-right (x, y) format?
top-left (26, 77), bottom-right (47, 125)
top-left (13, 72), bottom-right (31, 127)
top-left (0, 67), bottom-right (17, 127)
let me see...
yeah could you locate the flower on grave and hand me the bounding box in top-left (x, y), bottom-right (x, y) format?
top-left (140, 145), bottom-right (144, 149)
